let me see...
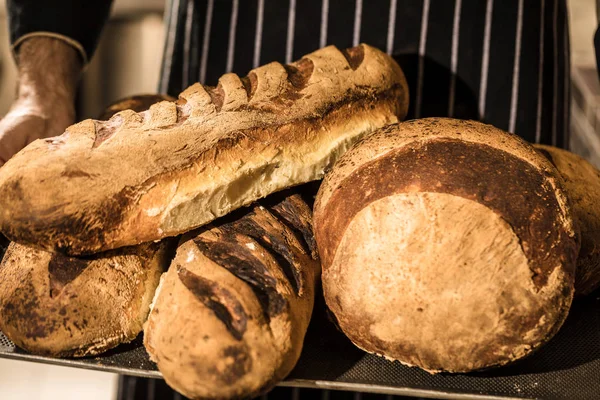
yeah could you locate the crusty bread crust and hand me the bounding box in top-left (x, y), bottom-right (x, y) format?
top-left (316, 119), bottom-right (578, 286)
top-left (317, 118), bottom-right (574, 216)
top-left (144, 192), bottom-right (319, 399)
top-left (535, 144), bottom-right (600, 295)
top-left (314, 118), bottom-right (578, 373)
top-left (0, 44), bottom-right (408, 256)
top-left (0, 241), bottom-right (172, 357)
top-left (97, 94), bottom-right (176, 120)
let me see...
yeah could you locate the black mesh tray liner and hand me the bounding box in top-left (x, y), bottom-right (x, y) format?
top-left (1, 288), bottom-right (600, 400)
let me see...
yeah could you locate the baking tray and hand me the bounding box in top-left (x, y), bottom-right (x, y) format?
top-left (1, 287), bottom-right (600, 400)
top-left (1, 232), bottom-right (600, 399)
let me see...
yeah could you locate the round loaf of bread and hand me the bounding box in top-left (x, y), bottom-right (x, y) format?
top-left (0, 241), bottom-right (172, 357)
top-left (313, 118), bottom-right (579, 373)
top-left (144, 192), bottom-right (319, 399)
top-left (535, 144), bottom-right (600, 295)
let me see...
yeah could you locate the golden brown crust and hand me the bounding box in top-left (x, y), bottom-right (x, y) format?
top-left (144, 192), bottom-right (320, 399)
top-left (0, 241), bottom-right (172, 357)
top-left (0, 44), bottom-right (408, 256)
top-left (535, 144), bottom-right (600, 295)
top-left (313, 119), bottom-right (578, 373)
top-left (97, 94), bottom-right (176, 120)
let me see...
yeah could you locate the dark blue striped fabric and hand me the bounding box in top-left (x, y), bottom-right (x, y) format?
top-left (158, 0), bottom-right (570, 147)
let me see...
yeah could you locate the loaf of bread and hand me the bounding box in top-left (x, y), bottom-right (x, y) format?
top-left (313, 118), bottom-right (579, 373)
top-left (144, 191), bottom-right (319, 399)
top-left (0, 241), bottom-right (173, 357)
top-left (535, 144), bottom-right (600, 295)
top-left (0, 44), bottom-right (408, 256)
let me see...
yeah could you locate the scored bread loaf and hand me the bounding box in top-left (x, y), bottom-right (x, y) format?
top-left (144, 191), bottom-right (319, 399)
top-left (0, 44), bottom-right (408, 256)
top-left (0, 241), bottom-right (173, 357)
top-left (535, 144), bottom-right (600, 295)
top-left (313, 118), bottom-right (579, 373)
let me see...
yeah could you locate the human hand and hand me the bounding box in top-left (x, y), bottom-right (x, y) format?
top-left (0, 37), bottom-right (81, 167)
top-left (0, 95), bottom-right (75, 166)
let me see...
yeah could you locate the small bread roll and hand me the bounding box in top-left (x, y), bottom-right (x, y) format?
top-left (314, 118), bottom-right (579, 373)
top-left (144, 192), bottom-right (319, 399)
top-left (0, 241), bottom-right (173, 357)
top-left (535, 144), bottom-right (600, 295)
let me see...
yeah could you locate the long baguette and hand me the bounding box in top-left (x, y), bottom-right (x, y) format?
top-left (0, 44), bottom-right (408, 255)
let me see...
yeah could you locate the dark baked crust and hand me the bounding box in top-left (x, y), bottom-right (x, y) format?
top-left (0, 241), bottom-right (172, 357)
top-left (318, 138), bottom-right (578, 289)
top-left (144, 191), bottom-right (320, 399)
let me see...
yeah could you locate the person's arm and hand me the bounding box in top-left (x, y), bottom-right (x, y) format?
top-left (0, 0), bottom-right (113, 166)
top-left (0, 37), bottom-right (81, 165)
